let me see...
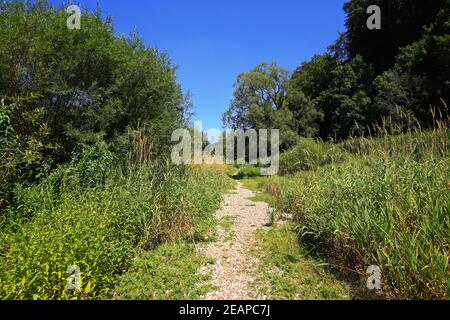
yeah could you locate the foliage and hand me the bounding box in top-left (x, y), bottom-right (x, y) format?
top-left (343, 0), bottom-right (446, 72)
top-left (0, 160), bottom-right (232, 299)
top-left (0, 97), bottom-right (54, 215)
top-left (0, 0), bottom-right (189, 174)
top-left (113, 242), bottom-right (215, 300)
top-left (222, 62), bottom-right (300, 150)
top-left (279, 139), bottom-right (348, 175)
top-left (227, 1), bottom-right (449, 141)
top-left (288, 54), bottom-right (374, 139)
top-left (228, 164), bottom-right (261, 180)
top-left (251, 224), bottom-right (350, 300)
top-left (271, 129), bottom-right (449, 299)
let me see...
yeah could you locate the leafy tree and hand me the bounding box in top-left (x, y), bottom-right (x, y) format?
top-left (222, 62), bottom-right (299, 150)
top-left (288, 54), bottom-right (336, 139)
top-left (373, 70), bottom-right (427, 124)
top-left (393, 2), bottom-right (450, 117)
top-left (343, 0), bottom-right (447, 73)
top-left (0, 0), bottom-right (190, 165)
top-left (288, 54), bottom-right (373, 139)
top-left (284, 87), bottom-right (322, 138)
top-left (0, 0), bottom-right (192, 213)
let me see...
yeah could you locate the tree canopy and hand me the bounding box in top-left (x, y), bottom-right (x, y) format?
top-left (222, 62), bottom-right (299, 150)
top-left (224, 0), bottom-right (449, 142)
top-left (0, 0), bottom-right (192, 203)
top-left (0, 0), bottom-right (191, 170)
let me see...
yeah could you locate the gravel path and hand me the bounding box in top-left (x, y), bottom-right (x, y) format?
top-left (198, 181), bottom-right (269, 300)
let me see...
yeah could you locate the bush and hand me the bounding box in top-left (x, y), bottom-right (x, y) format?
top-left (0, 99), bottom-right (52, 215)
top-left (280, 139), bottom-right (348, 175)
top-left (0, 2), bottom-right (187, 169)
top-left (70, 142), bottom-right (114, 188)
top-left (235, 165), bottom-right (261, 179)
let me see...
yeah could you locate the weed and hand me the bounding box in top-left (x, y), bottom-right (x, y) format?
top-left (251, 224), bottom-right (350, 300)
top-left (0, 161), bottom-right (233, 299)
top-left (113, 241), bottom-right (215, 300)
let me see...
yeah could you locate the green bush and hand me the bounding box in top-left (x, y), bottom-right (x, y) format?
top-left (235, 165), bottom-right (261, 179)
top-left (0, 99), bottom-right (53, 215)
top-left (280, 139), bottom-right (348, 175)
top-left (70, 143), bottom-right (114, 188)
top-left (0, 1), bottom-right (188, 177)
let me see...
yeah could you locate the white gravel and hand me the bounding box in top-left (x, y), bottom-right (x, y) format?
top-left (198, 181), bottom-right (269, 300)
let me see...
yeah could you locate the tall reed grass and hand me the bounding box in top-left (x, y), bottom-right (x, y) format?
top-left (272, 106), bottom-right (449, 299)
top-left (0, 138), bottom-right (233, 299)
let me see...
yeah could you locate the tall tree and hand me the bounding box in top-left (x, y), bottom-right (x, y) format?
top-left (343, 0), bottom-right (447, 73)
top-left (0, 0), bottom-right (189, 164)
top-left (288, 54), bottom-right (373, 139)
top-left (222, 62), bottom-right (299, 150)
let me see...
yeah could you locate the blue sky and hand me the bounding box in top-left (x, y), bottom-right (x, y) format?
top-left (52, 0), bottom-right (346, 131)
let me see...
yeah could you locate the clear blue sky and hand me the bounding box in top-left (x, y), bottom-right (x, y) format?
top-left (52, 0), bottom-right (346, 130)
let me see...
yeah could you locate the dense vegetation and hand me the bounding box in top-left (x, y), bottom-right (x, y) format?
top-left (1, 0), bottom-right (448, 301)
top-left (0, 1), bottom-right (235, 300)
top-left (250, 115), bottom-right (449, 299)
top-left (223, 0), bottom-right (449, 147)
top-left (222, 0), bottom-right (449, 299)
top-left (0, 149), bottom-right (233, 299)
top-left (0, 0), bottom-right (191, 215)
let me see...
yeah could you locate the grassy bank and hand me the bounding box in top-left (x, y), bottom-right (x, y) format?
top-left (112, 241), bottom-right (216, 300)
top-left (0, 144), bottom-right (233, 299)
top-left (249, 128), bottom-right (449, 299)
top-left (251, 223), bottom-right (350, 300)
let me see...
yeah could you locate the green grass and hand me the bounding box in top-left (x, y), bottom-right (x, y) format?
top-left (220, 215), bottom-right (237, 233)
top-left (220, 215), bottom-right (237, 242)
top-left (241, 177), bottom-right (281, 206)
top-left (113, 241), bottom-right (216, 300)
top-left (270, 128), bottom-right (450, 299)
top-left (227, 164), bottom-right (261, 180)
top-left (280, 138), bottom-right (349, 175)
top-left (0, 161), bottom-right (234, 300)
top-left (279, 156), bottom-right (449, 299)
top-left (240, 177), bottom-right (262, 191)
top-left (251, 223), bottom-right (350, 300)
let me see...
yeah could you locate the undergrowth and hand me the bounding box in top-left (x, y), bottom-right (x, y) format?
top-left (255, 125), bottom-right (449, 299)
top-left (0, 143), bottom-right (233, 299)
top-left (113, 241), bottom-right (216, 300)
top-left (251, 223), bottom-right (350, 300)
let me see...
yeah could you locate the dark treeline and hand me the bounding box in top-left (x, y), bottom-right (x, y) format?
top-left (223, 0), bottom-right (449, 149)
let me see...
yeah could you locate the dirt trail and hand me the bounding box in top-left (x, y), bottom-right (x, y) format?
top-left (198, 181), bottom-right (269, 300)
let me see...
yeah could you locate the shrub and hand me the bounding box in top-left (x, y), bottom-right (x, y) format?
top-left (280, 139), bottom-right (348, 175)
top-left (0, 99), bottom-right (52, 215)
top-left (228, 165), bottom-right (261, 179)
top-left (70, 142), bottom-right (114, 187)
